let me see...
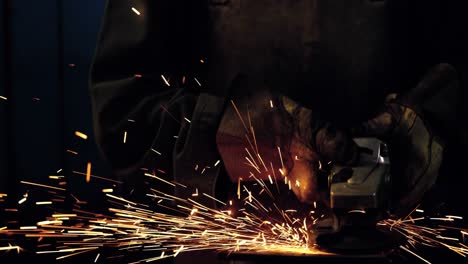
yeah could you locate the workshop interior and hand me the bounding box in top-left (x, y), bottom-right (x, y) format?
top-left (1, 1), bottom-right (468, 263)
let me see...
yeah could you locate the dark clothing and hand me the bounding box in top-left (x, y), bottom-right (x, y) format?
top-left (92, 0), bottom-right (375, 177)
top-left (90, 1), bottom-right (468, 209)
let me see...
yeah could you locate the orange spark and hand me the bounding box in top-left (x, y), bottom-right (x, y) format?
top-left (66, 150), bottom-right (78, 155)
top-left (86, 162), bottom-right (92, 183)
top-left (20, 181), bottom-right (65, 191)
top-left (74, 131), bottom-right (88, 140)
top-left (36, 201), bottom-right (53, 205)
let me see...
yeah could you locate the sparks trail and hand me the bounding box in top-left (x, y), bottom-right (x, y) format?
top-left (1, 100), bottom-right (467, 263)
top-left (1, 189), bottom-right (319, 261)
top-left (378, 207), bottom-right (468, 260)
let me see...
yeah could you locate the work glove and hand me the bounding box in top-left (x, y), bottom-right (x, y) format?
top-left (279, 96), bottom-right (359, 206)
top-left (284, 63), bottom-right (456, 216)
top-left (351, 64), bottom-right (458, 216)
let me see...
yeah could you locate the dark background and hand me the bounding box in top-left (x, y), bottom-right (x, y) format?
top-left (0, 0), bottom-right (109, 201)
top-left (0, 0), bottom-right (468, 263)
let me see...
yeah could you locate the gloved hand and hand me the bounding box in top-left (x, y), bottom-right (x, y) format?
top-left (351, 64), bottom-right (458, 216)
top-left (284, 63), bottom-right (456, 217)
top-left (280, 95), bottom-right (360, 205)
top-left (351, 96), bottom-right (444, 216)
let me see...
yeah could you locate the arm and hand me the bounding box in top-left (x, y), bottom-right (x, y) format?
top-left (89, 0), bottom-right (202, 177)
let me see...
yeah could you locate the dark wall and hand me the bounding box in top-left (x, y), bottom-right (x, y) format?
top-left (0, 0), bottom-right (108, 199)
top-left (0, 1), bottom-right (8, 192)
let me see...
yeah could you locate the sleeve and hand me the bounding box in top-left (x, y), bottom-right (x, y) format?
top-left (89, 0), bottom-right (202, 177)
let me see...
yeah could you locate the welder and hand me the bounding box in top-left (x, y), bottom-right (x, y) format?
top-left (89, 0), bottom-right (464, 222)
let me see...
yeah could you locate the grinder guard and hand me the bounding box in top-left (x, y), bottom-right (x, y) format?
top-left (314, 138), bottom-right (396, 253)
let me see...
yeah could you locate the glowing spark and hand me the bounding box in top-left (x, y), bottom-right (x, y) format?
top-left (56, 168), bottom-right (62, 173)
top-left (144, 173), bottom-right (176, 187)
top-left (399, 245), bottom-right (432, 264)
top-left (20, 226), bottom-right (37, 230)
top-left (416, 209), bottom-right (425, 213)
top-left (277, 146), bottom-right (285, 173)
top-left (123, 131), bottom-right (128, 143)
top-left (269, 100), bottom-right (274, 108)
top-left (0, 245), bottom-right (20, 253)
top-left (134, 74), bottom-right (142, 78)
top-left (36, 201), bottom-right (52, 205)
top-left (0, 193), bottom-right (7, 198)
top-left (52, 214), bottom-right (77, 218)
top-left (94, 253), bottom-right (100, 263)
top-left (66, 149), bottom-right (78, 155)
top-left (161, 75), bottom-right (170, 86)
top-left (20, 181), bottom-right (65, 191)
top-left (105, 194), bottom-right (137, 206)
top-left (37, 220), bottom-right (62, 225)
top-left (295, 180), bottom-right (300, 187)
top-left (194, 78), bottom-right (202, 87)
top-left (192, 188), bottom-right (198, 197)
top-left (72, 171), bottom-right (123, 184)
top-left (257, 153), bottom-right (269, 172)
top-left (446, 215), bottom-right (463, 220)
top-left (86, 162), bottom-right (92, 183)
top-left (348, 210), bottom-right (366, 214)
top-left (249, 124), bottom-right (260, 156)
top-left (184, 117), bottom-right (191, 123)
top-left (0, 96), bottom-right (7, 100)
top-left (436, 235), bottom-right (459, 241)
top-left (131, 7), bottom-right (141, 15)
top-left (214, 160), bottom-right (220, 167)
top-left (279, 168), bottom-right (285, 176)
top-left (202, 193), bottom-right (227, 206)
top-left (102, 189), bottom-right (113, 193)
top-left (174, 246), bottom-right (184, 257)
top-left (18, 197), bottom-right (27, 204)
top-left (230, 100), bottom-right (249, 133)
top-left (429, 217), bottom-right (455, 222)
top-left (74, 131), bottom-right (88, 140)
top-left (237, 177), bottom-right (242, 199)
top-left (268, 175), bottom-right (273, 185)
top-left (151, 148), bottom-right (162, 155)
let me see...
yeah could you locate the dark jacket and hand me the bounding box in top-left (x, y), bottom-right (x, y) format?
top-left (90, 0), bottom-right (464, 187)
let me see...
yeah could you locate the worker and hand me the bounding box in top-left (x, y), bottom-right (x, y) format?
top-left (90, 0), bottom-right (464, 217)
